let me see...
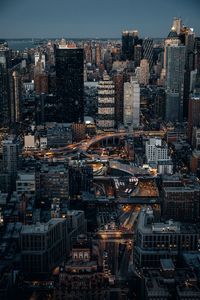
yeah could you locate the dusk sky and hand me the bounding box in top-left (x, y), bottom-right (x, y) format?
top-left (0, 0), bottom-right (200, 38)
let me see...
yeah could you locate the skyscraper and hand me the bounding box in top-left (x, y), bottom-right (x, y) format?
top-left (123, 78), bottom-right (140, 128)
top-left (84, 43), bottom-right (92, 64)
top-left (194, 37), bottom-right (200, 91)
top-left (188, 93), bottom-right (200, 141)
top-left (134, 44), bottom-right (142, 67)
top-left (97, 72), bottom-right (115, 130)
top-left (142, 38), bottom-right (153, 70)
top-left (163, 28), bottom-right (181, 71)
top-left (95, 43), bottom-right (101, 66)
top-left (11, 70), bottom-right (22, 123)
top-left (139, 59), bottom-right (149, 86)
top-left (165, 45), bottom-right (185, 122)
top-left (113, 73), bottom-right (124, 126)
top-left (3, 136), bottom-right (19, 190)
top-left (0, 46), bottom-right (11, 127)
top-left (180, 26), bottom-right (195, 118)
top-left (122, 30), bottom-right (139, 61)
top-left (55, 40), bottom-right (84, 123)
top-left (194, 37), bottom-right (200, 73)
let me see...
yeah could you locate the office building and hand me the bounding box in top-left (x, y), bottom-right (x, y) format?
top-left (181, 26), bottom-right (195, 118)
top-left (143, 259), bottom-right (200, 300)
top-left (113, 72), bottom-right (124, 126)
top-left (145, 138), bottom-right (170, 163)
top-left (34, 71), bottom-right (48, 95)
top-left (139, 59), bottom-right (149, 85)
top-left (35, 52), bottom-right (45, 70)
top-left (97, 72), bottom-right (115, 130)
top-left (55, 40), bottom-right (84, 123)
top-left (68, 164), bottom-right (93, 200)
top-left (122, 30), bottom-right (139, 61)
top-left (134, 44), bottom-right (142, 67)
top-left (0, 46), bottom-right (10, 126)
top-left (84, 81), bottom-right (98, 117)
top-left (11, 70), bottom-right (22, 123)
top-left (123, 78), bottom-right (140, 128)
top-left (194, 37), bottom-right (200, 77)
top-left (84, 43), bottom-right (92, 64)
top-left (188, 93), bottom-right (200, 141)
top-left (95, 43), bottom-right (101, 66)
top-left (134, 208), bottom-right (200, 268)
top-left (20, 218), bottom-right (68, 274)
top-left (47, 123), bottom-right (72, 147)
top-left (142, 38), bottom-right (153, 70)
top-left (36, 163), bottom-right (69, 206)
top-left (165, 45), bottom-right (185, 122)
top-left (163, 183), bottom-right (200, 222)
top-left (3, 136), bottom-right (19, 190)
top-left (154, 87), bottom-right (166, 119)
top-left (163, 28), bottom-right (181, 75)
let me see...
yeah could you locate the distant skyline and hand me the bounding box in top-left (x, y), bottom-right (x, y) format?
top-left (0, 0), bottom-right (200, 38)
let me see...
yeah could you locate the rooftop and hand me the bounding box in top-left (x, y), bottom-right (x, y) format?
top-left (137, 208), bottom-right (198, 234)
top-left (21, 218), bottom-right (65, 234)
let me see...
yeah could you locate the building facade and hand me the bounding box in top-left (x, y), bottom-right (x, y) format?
top-left (55, 42), bottom-right (84, 123)
top-left (122, 30), bottom-right (139, 61)
top-left (134, 208), bottom-right (200, 268)
top-left (20, 218), bottom-right (68, 274)
top-left (165, 45), bottom-right (185, 122)
top-left (123, 79), bottom-right (140, 128)
top-left (97, 73), bottom-right (115, 130)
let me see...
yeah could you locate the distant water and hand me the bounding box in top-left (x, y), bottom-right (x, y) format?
top-left (7, 40), bottom-right (36, 51)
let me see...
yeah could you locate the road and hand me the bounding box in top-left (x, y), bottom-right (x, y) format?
top-left (78, 130), bottom-right (166, 152)
top-left (23, 129), bottom-right (166, 159)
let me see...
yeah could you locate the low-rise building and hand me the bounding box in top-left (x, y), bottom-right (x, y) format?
top-left (145, 138), bottom-right (170, 164)
top-left (143, 259), bottom-right (200, 300)
top-left (161, 174), bottom-right (200, 221)
top-left (36, 163), bottom-right (69, 205)
top-left (20, 218), bottom-right (68, 275)
top-left (55, 235), bottom-right (109, 300)
top-left (47, 123), bottom-right (72, 147)
top-left (134, 208), bottom-right (200, 269)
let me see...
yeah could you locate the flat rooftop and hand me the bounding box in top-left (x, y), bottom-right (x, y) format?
top-left (137, 208), bottom-right (199, 234)
top-left (21, 218), bottom-right (65, 234)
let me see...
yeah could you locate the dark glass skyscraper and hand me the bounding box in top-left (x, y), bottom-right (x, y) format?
top-left (55, 43), bottom-right (84, 123)
top-left (165, 45), bottom-right (185, 122)
top-left (0, 46), bottom-right (11, 127)
top-left (180, 27), bottom-right (195, 118)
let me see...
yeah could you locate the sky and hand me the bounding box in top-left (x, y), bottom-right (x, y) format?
top-left (0, 0), bottom-right (199, 38)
